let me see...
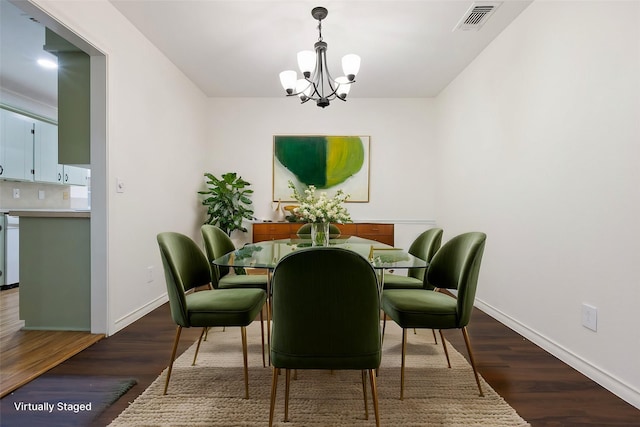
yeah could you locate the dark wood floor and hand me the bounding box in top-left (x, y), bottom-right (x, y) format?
top-left (443, 310), bottom-right (639, 426)
top-left (2, 302), bottom-right (638, 426)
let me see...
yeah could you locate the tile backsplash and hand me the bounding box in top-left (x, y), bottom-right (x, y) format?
top-left (0, 181), bottom-right (88, 210)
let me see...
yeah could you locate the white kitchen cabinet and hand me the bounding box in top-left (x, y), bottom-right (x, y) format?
top-left (33, 119), bottom-right (62, 184)
top-left (0, 109), bottom-right (34, 181)
top-left (2, 109), bottom-right (89, 186)
top-left (62, 165), bottom-right (88, 186)
top-left (34, 118), bottom-right (89, 186)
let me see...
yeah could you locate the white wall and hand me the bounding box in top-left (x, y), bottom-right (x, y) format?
top-left (206, 97), bottom-right (438, 249)
top-left (435, 1), bottom-right (640, 408)
top-left (31, 0), bottom-right (210, 334)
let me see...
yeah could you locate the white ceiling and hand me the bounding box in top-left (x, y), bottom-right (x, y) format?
top-left (1, 0), bottom-right (532, 105)
top-left (0, 0), bottom-right (58, 106)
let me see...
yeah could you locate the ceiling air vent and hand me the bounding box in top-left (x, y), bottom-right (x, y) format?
top-left (454, 2), bottom-right (502, 31)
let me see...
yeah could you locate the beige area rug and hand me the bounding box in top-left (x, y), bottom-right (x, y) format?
top-left (109, 322), bottom-right (529, 426)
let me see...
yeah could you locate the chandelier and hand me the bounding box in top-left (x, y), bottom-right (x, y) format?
top-left (279, 7), bottom-right (361, 108)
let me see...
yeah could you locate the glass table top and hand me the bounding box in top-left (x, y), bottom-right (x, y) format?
top-left (212, 236), bottom-right (427, 270)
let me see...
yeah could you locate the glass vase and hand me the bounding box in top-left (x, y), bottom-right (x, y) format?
top-left (311, 222), bottom-right (330, 247)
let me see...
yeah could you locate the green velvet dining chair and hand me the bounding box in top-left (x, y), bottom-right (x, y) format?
top-left (381, 227), bottom-right (443, 344)
top-left (201, 224), bottom-right (269, 366)
top-left (381, 232), bottom-right (487, 399)
top-left (201, 225), bottom-right (269, 291)
top-left (268, 247), bottom-right (382, 427)
top-left (383, 227), bottom-right (443, 290)
top-left (157, 231), bottom-right (267, 398)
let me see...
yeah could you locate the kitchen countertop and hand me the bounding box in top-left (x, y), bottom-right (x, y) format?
top-left (5, 209), bottom-right (90, 218)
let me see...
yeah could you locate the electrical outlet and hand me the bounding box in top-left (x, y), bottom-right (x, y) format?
top-left (147, 266), bottom-right (154, 283)
top-left (582, 304), bottom-right (598, 331)
top-left (38, 190), bottom-right (45, 200)
top-left (13, 188), bottom-right (20, 198)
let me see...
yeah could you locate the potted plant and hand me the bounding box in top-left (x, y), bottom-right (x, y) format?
top-left (199, 172), bottom-right (254, 236)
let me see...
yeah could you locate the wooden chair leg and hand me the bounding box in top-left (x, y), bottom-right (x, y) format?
top-left (192, 328), bottom-right (207, 366)
top-left (381, 314), bottom-right (387, 344)
top-left (401, 328), bottom-right (407, 400)
top-left (462, 326), bottom-right (484, 397)
top-left (361, 370), bottom-right (369, 420)
top-left (267, 299), bottom-right (272, 366)
top-left (369, 369), bottom-right (381, 427)
top-left (267, 271), bottom-right (272, 366)
top-left (378, 315), bottom-right (387, 378)
top-left (241, 326), bottom-right (249, 399)
top-left (432, 329), bottom-right (438, 344)
top-left (260, 307), bottom-right (266, 368)
top-left (284, 369), bottom-right (292, 422)
top-left (163, 325), bottom-right (182, 395)
top-left (268, 367), bottom-right (279, 427)
top-left (201, 283), bottom-right (213, 342)
top-left (440, 330), bottom-right (451, 368)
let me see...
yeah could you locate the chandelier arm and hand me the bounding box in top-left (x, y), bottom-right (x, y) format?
top-left (292, 62), bottom-right (352, 102)
top-left (305, 71), bottom-right (321, 100)
top-left (306, 42), bottom-right (340, 102)
top-left (320, 52), bottom-right (341, 99)
top-left (309, 82), bottom-right (321, 100)
top-left (298, 45), bottom-right (325, 101)
top-left (318, 51), bottom-right (328, 99)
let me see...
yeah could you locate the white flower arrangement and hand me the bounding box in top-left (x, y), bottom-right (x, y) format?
top-left (288, 181), bottom-right (352, 224)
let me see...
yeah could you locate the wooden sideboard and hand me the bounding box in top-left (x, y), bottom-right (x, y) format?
top-left (252, 222), bottom-right (394, 246)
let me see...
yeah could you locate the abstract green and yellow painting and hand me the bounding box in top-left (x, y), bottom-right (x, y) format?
top-left (273, 135), bottom-right (370, 202)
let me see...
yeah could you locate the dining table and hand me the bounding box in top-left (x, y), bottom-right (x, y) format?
top-left (212, 235), bottom-right (427, 291)
top-left (212, 235), bottom-right (428, 364)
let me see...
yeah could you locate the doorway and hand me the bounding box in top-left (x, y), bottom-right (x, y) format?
top-left (0, 0), bottom-right (108, 334)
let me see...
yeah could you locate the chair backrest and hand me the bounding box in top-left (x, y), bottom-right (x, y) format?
top-left (406, 228), bottom-right (443, 282)
top-left (296, 223), bottom-right (341, 236)
top-left (425, 232), bottom-right (486, 327)
top-left (157, 232), bottom-right (212, 327)
top-left (270, 247), bottom-right (381, 370)
top-left (201, 224), bottom-right (236, 286)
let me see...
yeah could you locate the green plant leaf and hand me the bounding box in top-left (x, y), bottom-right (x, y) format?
top-left (198, 172), bottom-right (254, 235)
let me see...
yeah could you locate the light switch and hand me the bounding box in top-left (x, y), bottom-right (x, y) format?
top-left (116, 178), bottom-right (125, 193)
top-left (38, 190), bottom-right (45, 200)
top-left (13, 188), bottom-right (20, 198)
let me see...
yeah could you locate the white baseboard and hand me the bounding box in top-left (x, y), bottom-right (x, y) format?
top-left (475, 299), bottom-right (640, 410)
top-left (110, 292), bottom-right (168, 335)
